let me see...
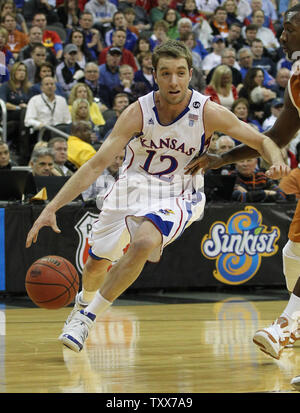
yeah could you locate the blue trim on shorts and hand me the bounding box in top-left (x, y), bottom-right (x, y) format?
top-left (145, 213), bottom-right (174, 237)
top-left (88, 247), bottom-right (106, 261)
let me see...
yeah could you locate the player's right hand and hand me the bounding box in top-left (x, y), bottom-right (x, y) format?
top-left (26, 209), bottom-right (61, 248)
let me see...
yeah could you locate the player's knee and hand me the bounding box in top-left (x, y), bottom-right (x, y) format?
top-left (283, 240), bottom-right (300, 292)
top-left (130, 237), bottom-right (159, 258)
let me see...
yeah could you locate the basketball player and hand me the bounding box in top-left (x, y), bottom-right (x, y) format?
top-left (25, 40), bottom-right (288, 353)
top-left (186, 4), bottom-right (300, 367)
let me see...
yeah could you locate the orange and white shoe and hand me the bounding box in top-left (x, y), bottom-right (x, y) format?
top-left (253, 317), bottom-right (295, 359)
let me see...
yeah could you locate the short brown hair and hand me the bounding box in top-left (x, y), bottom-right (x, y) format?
top-left (152, 39), bottom-right (193, 71)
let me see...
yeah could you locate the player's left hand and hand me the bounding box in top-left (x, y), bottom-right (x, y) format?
top-left (265, 163), bottom-right (291, 180)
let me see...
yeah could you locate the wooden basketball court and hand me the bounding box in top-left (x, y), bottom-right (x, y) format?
top-left (1, 295), bottom-right (300, 394)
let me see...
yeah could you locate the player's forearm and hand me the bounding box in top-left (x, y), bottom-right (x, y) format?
top-left (219, 144), bottom-right (259, 166)
top-left (46, 160), bottom-right (103, 212)
top-left (260, 136), bottom-right (286, 165)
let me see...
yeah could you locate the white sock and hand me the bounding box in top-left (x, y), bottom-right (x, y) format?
top-left (282, 293), bottom-right (300, 321)
top-left (85, 291), bottom-right (112, 316)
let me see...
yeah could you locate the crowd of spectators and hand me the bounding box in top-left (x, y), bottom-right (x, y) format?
top-left (0, 0), bottom-right (299, 204)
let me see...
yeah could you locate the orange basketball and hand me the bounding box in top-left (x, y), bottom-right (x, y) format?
top-left (25, 256), bottom-right (80, 309)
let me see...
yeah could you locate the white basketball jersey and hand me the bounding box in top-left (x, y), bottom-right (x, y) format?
top-left (120, 90), bottom-right (210, 184)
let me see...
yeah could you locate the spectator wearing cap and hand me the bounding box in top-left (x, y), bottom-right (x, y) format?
top-left (98, 28), bottom-right (137, 72)
top-left (210, 6), bottom-right (229, 38)
top-left (99, 47), bottom-right (122, 91)
top-left (202, 35), bottom-right (225, 76)
top-left (262, 98), bottom-right (284, 132)
top-left (55, 44), bottom-right (84, 97)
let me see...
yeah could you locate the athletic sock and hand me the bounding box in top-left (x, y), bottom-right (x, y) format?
top-left (282, 293), bottom-right (300, 322)
top-left (85, 290), bottom-right (112, 316)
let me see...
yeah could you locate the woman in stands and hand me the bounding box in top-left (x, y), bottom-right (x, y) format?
top-left (205, 64), bottom-right (238, 110)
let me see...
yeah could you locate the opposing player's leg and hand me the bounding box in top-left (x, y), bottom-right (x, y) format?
top-left (253, 240), bottom-right (300, 359)
top-left (59, 219), bottom-right (162, 352)
top-left (62, 255), bottom-right (112, 332)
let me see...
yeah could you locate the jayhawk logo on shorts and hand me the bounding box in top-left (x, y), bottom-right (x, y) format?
top-left (159, 209), bottom-right (175, 215)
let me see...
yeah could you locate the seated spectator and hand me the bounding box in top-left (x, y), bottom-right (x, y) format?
top-left (98, 28), bottom-right (138, 72)
top-left (178, 22), bottom-right (208, 60)
top-left (134, 51), bottom-right (157, 93)
top-left (241, 23), bottom-right (258, 49)
top-left (244, 0), bottom-right (277, 33)
top-left (67, 120), bottom-right (97, 169)
top-left (279, 143), bottom-right (300, 200)
top-left (149, 20), bottom-right (170, 51)
top-left (270, 67), bottom-right (291, 99)
top-left (178, 31), bottom-right (208, 61)
top-left (82, 149), bottom-right (125, 207)
top-left (100, 92), bottom-right (130, 140)
top-left (206, 47), bottom-right (242, 88)
top-left (238, 67), bottom-right (267, 101)
top-left (84, 0), bottom-right (117, 34)
top-left (180, 0), bottom-right (204, 26)
top-left (77, 11), bottom-right (103, 60)
top-left (25, 76), bottom-right (71, 136)
top-left (31, 13), bottom-right (63, 60)
top-left (207, 131), bottom-right (222, 154)
top-left (231, 158), bottom-right (286, 203)
top-left (205, 64), bottom-right (238, 110)
top-left (210, 6), bottom-right (229, 38)
top-left (17, 25), bottom-right (56, 66)
top-left (205, 134), bottom-right (236, 175)
top-left (251, 38), bottom-right (277, 78)
top-left (111, 64), bottom-right (149, 103)
top-left (66, 28), bottom-right (95, 69)
top-left (224, 22), bottom-right (244, 52)
top-left (133, 35), bottom-right (151, 64)
top-left (163, 8), bottom-right (180, 40)
top-left (81, 62), bottom-right (111, 109)
top-left (231, 97), bottom-right (262, 137)
top-left (249, 85), bottom-right (277, 126)
top-left (70, 98), bottom-right (100, 144)
top-left (48, 136), bottom-right (74, 176)
top-left (69, 82), bottom-right (106, 128)
top-left (0, 140), bottom-right (17, 169)
top-left (29, 146), bottom-right (61, 176)
top-left (122, 8), bottom-right (140, 36)
top-left (30, 62), bottom-right (67, 99)
top-left (202, 35), bottom-right (226, 76)
top-left (1, 12), bottom-right (28, 59)
top-left (23, 43), bottom-right (47, 83)
top-left (0, 0), bottom-right (28, 34)
top-left (0, 62), bottom-right (31, 157)
top-left (250, 9), bottom-right (279, 54)
top-left (180, 31), bottom-right (203, 68)
top-left (99, 47), bottom-right (122, 91)
top-left (223, 0), bottom-right (241, 26)
top-left (149, 0), bottom-right (171, 26)
top-left (237, 47), bottom-right (275, 87)
top-left (118, 0), bottom-right (151, 33)
top-left (104, 11), bottom-right (137, 52)
top-left (57, 0), bottom-right (81, 29)
top-left (55, 44), bottom-right (85, 98)
top-left (262, 97), bottom-right (284, 131)
top-left (0, 26), bottom-right (14, 69)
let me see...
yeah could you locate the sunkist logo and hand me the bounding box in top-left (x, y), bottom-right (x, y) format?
top-left (201, 206), bottom-right (280, 285)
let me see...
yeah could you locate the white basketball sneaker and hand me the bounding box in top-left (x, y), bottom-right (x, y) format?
top-left (59, 310), bottom-right (96, 352)
top-left (253, 316), bottom-right (295, 359)
top-left (62, 292), bottom-right (88, 333)
top-left (291, 375), bottom-right (300, 391)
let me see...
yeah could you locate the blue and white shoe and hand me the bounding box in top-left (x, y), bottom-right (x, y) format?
top-left (59, 310), bottom-right (96, 352)
top-left (62, 292), bottom-right (88, 333)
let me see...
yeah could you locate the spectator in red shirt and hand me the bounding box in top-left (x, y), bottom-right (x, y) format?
top-left (31, 12), bottom-right (63, 59)
top-left (98, 28), bottom-right (137, 72)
